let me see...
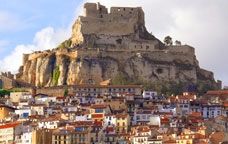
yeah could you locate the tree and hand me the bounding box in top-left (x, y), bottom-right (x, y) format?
top-left (164, 36), bottom-right (173, 46)
top-left (175, 40), bottom-right (182, 46)
top-left (64, 88), bottom-right (68, 97)
top-left (0, 89), bottom-right (10, 97)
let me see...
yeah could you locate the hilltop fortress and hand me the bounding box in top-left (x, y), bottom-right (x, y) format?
top-left (14, 3), bottom-right (220, 90)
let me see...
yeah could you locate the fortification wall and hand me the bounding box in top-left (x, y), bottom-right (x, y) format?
top-left (167, 45), bottom-right (195, 55)
top-left (36, 87), bottom-right (67, 97)
top-left (0, 75), bottom-right (15, 90)
top-left (144, 50), bottom-right (196, 66)
top-left (72, 3), bottom-right (144, 39)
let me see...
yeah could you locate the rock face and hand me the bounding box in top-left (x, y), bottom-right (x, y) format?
top-left (16, 3), bottom-right (220, 89)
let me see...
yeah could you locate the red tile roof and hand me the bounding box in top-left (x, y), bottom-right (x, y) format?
top-left (92, 114), bottom-right (104, 119)
top-left (91, 104), bottom-right (107, 109)
top-left (207, 90), bottom-right (228, 95)
top-left (0, 122), bottom-right (20, 129)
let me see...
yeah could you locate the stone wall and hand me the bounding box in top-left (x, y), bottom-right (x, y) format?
top-left (72, 3), bottom-right (145, 45)
top-left (167, 45), bottom-right (195, 55)
top-left (0, 75), bottom-right (15, 90)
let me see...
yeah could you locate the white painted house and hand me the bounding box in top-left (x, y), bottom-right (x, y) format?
top-left (142, 91), bottom-right (158, 99)
top-left (15, 108), bottom-right (32, 119)
top-left (104, 114), bottom-right (117, 126)
top-left (202, 103), bottom-right (222, 119)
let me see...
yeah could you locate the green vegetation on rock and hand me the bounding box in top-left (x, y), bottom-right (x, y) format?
top-left (112, 73), bottom-right (131, 85)
top-left (0, 89), bottom-right (10, 97)
top-left (58, 39), bottom-right (72, 49)
top-left (64, 88), bottom-right (68, 97)
top-left (52, 66), bottom-right (60, 86)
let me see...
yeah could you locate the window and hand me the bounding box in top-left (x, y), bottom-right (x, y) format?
top-left (136, 116), bottom-right (140, 120)
top-left (95, 109), bottom-right (103, 113)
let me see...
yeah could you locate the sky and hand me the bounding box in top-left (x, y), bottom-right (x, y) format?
top-left (0, 0), bottom-right (227, 86)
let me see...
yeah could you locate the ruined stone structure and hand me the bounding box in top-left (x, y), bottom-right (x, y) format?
top-left (16, 3), bottom-right (220, 90)
top-left (0, 72), bottom-right (16, 89)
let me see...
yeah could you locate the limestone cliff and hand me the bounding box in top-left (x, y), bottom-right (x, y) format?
top-left (16, 3), bottom-right (220, 90)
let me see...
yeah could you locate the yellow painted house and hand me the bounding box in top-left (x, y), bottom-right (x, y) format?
top-left (116, 113), bottom-right (130, 134)
top-left (0, 105), bottom-right (15, 120)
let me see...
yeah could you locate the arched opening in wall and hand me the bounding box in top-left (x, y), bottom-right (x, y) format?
top-left (131, 8), bottom-right (134, 11)
top-left (123, 8), bottom-right (126, 11)
top-left (156, 68), bottom-right (163, 74)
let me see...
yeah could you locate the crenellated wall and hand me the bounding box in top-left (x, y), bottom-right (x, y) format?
top-left (71, 3), bottom-right (145, 45)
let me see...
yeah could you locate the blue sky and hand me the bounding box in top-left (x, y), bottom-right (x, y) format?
top-left (0, 0), bottom-right (82, 56)
top-left (0, 0), bottom-right (228, 86)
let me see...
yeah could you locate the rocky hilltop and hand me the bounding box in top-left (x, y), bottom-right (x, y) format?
top-left (16, 3), bottom-right (220, 91)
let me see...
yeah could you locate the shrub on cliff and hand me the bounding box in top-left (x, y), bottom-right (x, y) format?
top-left (111, 73), bottom-right (131, 85)
top-left (0, 89), bottom-right (10, 97)
top-left (52, 66), bottom-right (60, 86)
top-left (58, 39), bottom-right (72, 49)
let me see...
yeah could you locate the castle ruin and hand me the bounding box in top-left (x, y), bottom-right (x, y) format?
top-left (15, 3), bottom-right (220, 90)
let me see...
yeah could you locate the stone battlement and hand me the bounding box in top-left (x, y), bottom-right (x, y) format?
top-left (71, 3), bottom-right (145, 45)
top-left (83, 2), bottom-right (144, 24)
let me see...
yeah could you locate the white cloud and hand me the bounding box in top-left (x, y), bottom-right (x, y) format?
top-left (0, 27), bottom-right (70, 73)
top-left (0, 0), bottom-right (85, 74)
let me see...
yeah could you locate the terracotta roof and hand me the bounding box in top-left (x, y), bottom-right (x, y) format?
top-left (90, 104), bottom-right (107, 109)
top-left (104, 126), bottom-right (115, 133)
top-left (0, 122), bottom-right (20, 129)
top-left (56, 97), bottom-right (65, 100)
top-left (189, 112), bottom-right (202, 118)
top-left (163, 140), bottom-right (176, 144)
top-left (91, 114), bottom-right (103, 119)
top-left (207, 90), bottom-right (228, 95)
top-left (223, 101), bottom-right (228, 107)
top-left (210, 132), bottom-right (225, 144)
top-left (115, 114), bottom-right (128, 118)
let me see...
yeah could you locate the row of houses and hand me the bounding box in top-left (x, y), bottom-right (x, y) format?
top-left (0, 86), bottom-right (228, 144)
